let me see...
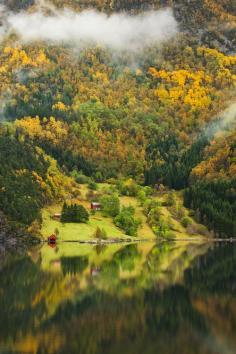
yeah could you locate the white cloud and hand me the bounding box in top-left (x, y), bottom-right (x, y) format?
top-left (205, 102), bottom-right (236, 137)
top-left (4, 8), bottom-right (178, 51)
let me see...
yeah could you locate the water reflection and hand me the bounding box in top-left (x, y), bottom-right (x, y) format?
top-left (0, 241), bottom-right (236, 354)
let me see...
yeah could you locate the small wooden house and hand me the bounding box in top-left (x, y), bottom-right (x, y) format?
top-left (91, 202), bottom-right (101, 211)
top-left (52, 213), bottom-right (61, 220)
top-left (48, 234), bottom-right (57, 244)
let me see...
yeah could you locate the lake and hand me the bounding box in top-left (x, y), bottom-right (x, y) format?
top-left (0, 240), bottom-right (236, 354)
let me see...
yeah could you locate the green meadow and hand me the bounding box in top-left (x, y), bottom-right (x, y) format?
top-left (40, 184), bottom-right (209, 242)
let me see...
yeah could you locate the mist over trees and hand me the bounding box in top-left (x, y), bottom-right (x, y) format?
top-left (0, 0), bottom-right (235, 236)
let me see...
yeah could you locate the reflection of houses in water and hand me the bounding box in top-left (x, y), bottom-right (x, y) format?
top-left (50, 259), bottom-right (61, 271)
top-left (90, 266), bottom-right (101, 277)
top-left (48, 241), bottom-right (57, 249)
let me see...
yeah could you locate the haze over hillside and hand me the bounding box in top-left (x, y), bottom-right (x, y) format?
top-left (0, 0), bottom-right (235, 238)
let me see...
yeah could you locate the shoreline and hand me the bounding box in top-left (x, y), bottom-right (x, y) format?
top-left (41, 237), bottom-right (236, 245)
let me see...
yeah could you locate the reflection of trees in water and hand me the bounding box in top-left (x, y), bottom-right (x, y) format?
top-left (94, 244), bottom-right (141, 284)
top-left (113, 244), bottom-right (141, 271)
top-left (145, 242), bottom-right (173, 272)
top-left (183, 243), bottom-right (236, 354)
top-left (61, 256), bottom-right (89, 276)
top-left (144, 285), bottom-right (207, 335)
top-left (185, 243), bottom-right (236, 295)
top-left (0, 256), bottom-right (52, 340)
top-left (41, 284), bottom-right (209, 354)
top-left (95, 243), bottom-right (107, 255)
top-left (1, 243), bottom-right (236, 354)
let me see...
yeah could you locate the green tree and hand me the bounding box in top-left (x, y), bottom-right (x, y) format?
top-left (114, 206), bottom-right (140, 236)
top-left (100, 194), bottom-right (120, 217)
top-left (61, 203), bottom-right (89, 223)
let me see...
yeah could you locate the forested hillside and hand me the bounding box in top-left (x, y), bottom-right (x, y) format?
top-left (0, 0), bottom-right (235, 237)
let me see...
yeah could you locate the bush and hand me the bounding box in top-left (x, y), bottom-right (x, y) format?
top-left (94, 171), bottom-right (103, 183)
top-left (167, 216), bottom-right (175, 230)
top-left (61, 203), bottom-right (89, 223)
top-left (188, 210), bottom-right (195, 217)
top-left (147, 206), bottom-right (162, 227)
top-left (100, 194), bottom-right (120, 217)
top-left (170, 204), bottom-right (186, 220)
top-left (137, 187), bottom-right (153, 205)
top-left (114, 206), bottom-right (140, 236)
top-left (143, 199), bottom-right (161, 217)
top-left (93, 226), bottom-right (107, 240)
top-left (106, 178), bottom-right (117, 185)
top-left (119, 178), bottom-right (139, 196)
top-left (181, 216), bottom-right (193, 228)
top-left (196, 224), bottom-right (209, 236)
top-left (70, 170), bottom-right (89, 184)
top-left (137, 190), bottom-right (146, 205)
top-left (143, 186), bottom-right (153, 196)
top-left (164, 191), bottom-right (176, 206)
top-left (152, 217), bottom-right (170, 238)
top-left (88, 180), bottom-right (98, 190)
top-left (100, 184), bottom-right (117, 195)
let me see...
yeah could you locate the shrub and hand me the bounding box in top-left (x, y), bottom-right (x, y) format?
top-left (137, 190), bottom-right (146, 205)
top-left (167, 216), bottom-right (175, 230)
top-left (170, 204), bottom-right (186, 220)
top-left (106, 178), bottom-right (118, 185)
top-left (152, 217), bottom-right (170, 238)
top-left (100, 194), bottom-right (120, 217)
top-left (188, 210), bottom-right (195, 217)
top-left (196, 224), bottom-right (209, 236)
top-left (147, 206), bottom-right (162, 227)
top-left (114, 206), bottom-right (140, 236)
top-left (143, 186), bottom-right (153, 196)
top-left (70, 170), bottom-right (88, 184)
top-left (93, 226), bottom-right (107, 240)
top-left (164, 191), bottom-right (176, 206)
top-left (119, 178), bottom-right (139, 196)
top-left (100, 184), bottom-right (117, 195)
top-left (94, 171), bottom-right (103, 183)
top-left (88, 180), bottom-right (98, 190)
top-left (181, 216), bottom-right (193, 228)
top-left (143, 199), bottom-right (161, 217)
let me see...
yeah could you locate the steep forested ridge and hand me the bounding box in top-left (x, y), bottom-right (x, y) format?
top-left (0, 0), bottom-right (235, 236)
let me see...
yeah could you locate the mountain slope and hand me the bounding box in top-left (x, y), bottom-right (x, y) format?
top-left (0, 0), bottom-right (235, 236)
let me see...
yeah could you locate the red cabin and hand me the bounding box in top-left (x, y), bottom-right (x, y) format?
top-left (52, 213), bottom-right (61, 221)
top-left (91, 202), bottom-right (101, 211)
top-left (48, 234), bottom-right (57, 244)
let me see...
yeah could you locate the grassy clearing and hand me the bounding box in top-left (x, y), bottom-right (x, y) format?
top-left (41, 204), bottom-right (126, 241)
top-left (120, 196), bottom-right (156, 238)
top-left (155, 191), bottom-right (210, 239)
top-left (40, 241), bottom-right (125, 271)
top-left (40, 183), bottom-right (209, 242)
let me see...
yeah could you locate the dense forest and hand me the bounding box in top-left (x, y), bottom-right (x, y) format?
top-left (0, 0), bottom-right (235, 237)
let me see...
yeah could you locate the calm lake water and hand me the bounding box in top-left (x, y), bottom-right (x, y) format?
top-left (0, 241), bottom-right (236, 354)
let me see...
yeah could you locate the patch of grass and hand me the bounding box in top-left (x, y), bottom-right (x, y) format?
top-left (40, 185), bottom-right (210, 241)
top-left (41, 206), bottom-right (126, 241)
